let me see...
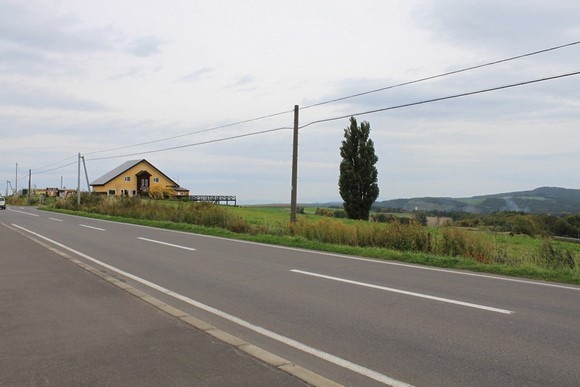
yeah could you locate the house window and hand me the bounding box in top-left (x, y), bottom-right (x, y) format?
top-left (108, 189), bottom-right (116, 196)
top-left (131, 190), bottom-right (136, 196)
top-left (153, 177), bottom-right (159, 183)
top-left (124, 176), bottom-right (131, 182)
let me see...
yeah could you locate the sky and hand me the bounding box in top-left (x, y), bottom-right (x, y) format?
top-left (1, 0), bottom-right (579, 204)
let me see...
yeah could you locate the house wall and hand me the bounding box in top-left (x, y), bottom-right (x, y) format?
top-left (93, 162), bottom-right (179, 196)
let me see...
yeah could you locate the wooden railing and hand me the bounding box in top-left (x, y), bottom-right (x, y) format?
top-left (189, 195), bottom-right (237, 206)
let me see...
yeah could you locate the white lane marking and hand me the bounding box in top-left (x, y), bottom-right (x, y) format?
top-left (137, 237), bottom-right (196, 251)
top-left (12, 224), bottom-right (412, 387)
top-left (79, 224), bottom-right (105, 231)
top-left (292, 269), bottom-right (514, 315)
top-left (46, 212), bottom-right (580, 292)
top-left (49, 218), bottom-right (63, 222)
top-left (8, 209), bottom-right (39, 216)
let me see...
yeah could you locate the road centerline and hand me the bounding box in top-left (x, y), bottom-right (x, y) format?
top-left (8, 209), bottom-right (39, 216)
top-left (79, 224), bottom-right (106, 231)
top-left (291, 269), bottom-right (514, 315)
top-left (137, 237), bottom-right (197, 251)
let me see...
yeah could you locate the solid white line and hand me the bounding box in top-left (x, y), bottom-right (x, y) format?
top-left (137, 237), bottom-right (196, 251)
top-left (291, 269), bottom-right (514, 315)
top-left (11, 224), bottom-right (412, 387)
top-left (79, 224), bottom-right (105, 231)
top-left (8, 209), bottom-right (39, 216)
top-left (49, 218), bottom-right (63, 222)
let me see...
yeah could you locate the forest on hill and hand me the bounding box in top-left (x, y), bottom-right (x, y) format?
top-left (375, 187), bottom-right (580, 215)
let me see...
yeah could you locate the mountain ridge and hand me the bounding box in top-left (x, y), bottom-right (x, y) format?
top-left (373, 186), bottom-right (580, 214)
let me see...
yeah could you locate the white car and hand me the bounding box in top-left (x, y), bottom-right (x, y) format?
top-left (0, 196), bottom-right (6, 210)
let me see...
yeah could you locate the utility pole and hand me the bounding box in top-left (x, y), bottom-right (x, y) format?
top-left (77, 153), bottom-right (81, 206)
top-left (28, 169), bottom-right (31, 205)
top-left (81, 155), bottom-right (91, 193)
top-left (290, 105), bottom-right (299, 222)
top-left (15, 162), bottom-right (18, 196)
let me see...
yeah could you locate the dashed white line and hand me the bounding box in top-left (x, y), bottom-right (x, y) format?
top-left (8, 209), bottom-right (39, 216)
top-left (49, 218), bottom-right (63, 222)
top-left (79, 224), bottom-right (105, 231)
top-left (137, 237), bottom-right (196, 251)
top-left (291, 269), bottom-right (514, 315)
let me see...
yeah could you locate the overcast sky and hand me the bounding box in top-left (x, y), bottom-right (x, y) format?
top-left (1, 0), bottom-right (579, 204)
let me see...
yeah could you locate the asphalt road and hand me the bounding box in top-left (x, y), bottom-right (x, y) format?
top-left (0, 211), bottom-right (309, 386)
top-left (3, 207), bottom-right (580, 386)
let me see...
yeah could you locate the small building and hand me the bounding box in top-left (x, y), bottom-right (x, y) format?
top-left (90, 159), bottom-right (189, 197)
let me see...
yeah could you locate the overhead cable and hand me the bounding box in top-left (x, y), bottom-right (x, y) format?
top-left (299, 70), bottom-right (580, 129)
top-left (87, 126), bottom-right (292, 161)
top-left (301, 40), bottom-right (580, 110)
top-left (84, 40), bottom-right (580, 156)
top-left (31, 160), bottom-right (78, 175)
top-left (85, 110), bottom-right (293, 156)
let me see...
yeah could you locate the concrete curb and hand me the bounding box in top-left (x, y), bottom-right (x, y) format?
top-left (7, 223), bottom-right (341, 387)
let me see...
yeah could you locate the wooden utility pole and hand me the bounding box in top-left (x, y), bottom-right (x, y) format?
top-left (290, 105), bottom-right (299, 222)
top-left (28, 169), bottom-right (31, 205)
top-left (81, 155), bottom-right (91, 193)
top-left (77, 153), bottom-right (81, 206)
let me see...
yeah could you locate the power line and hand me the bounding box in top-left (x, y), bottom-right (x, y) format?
top-left (31, 160), bottom-right (78, 175)
top-left (299, 70), bottom-right (580, 129)
top-left (301, 40), bottom-right (580, 110)
top-left (85, 110), bottom-right (293, 156)
top-left (84, 40), bottom-right (580, 157)
top-left (87, 126), bottom-right (292, 161)
top-left (86, 70), bottom-right (580, 162)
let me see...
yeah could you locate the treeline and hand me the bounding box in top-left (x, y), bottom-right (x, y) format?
top-left (404, 209), bottom-right (580, 239)
top-left (454, 212), bottom-right (580, 238)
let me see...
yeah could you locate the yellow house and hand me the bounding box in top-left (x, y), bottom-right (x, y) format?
top-left (90, 159), bottom-right (190, 197)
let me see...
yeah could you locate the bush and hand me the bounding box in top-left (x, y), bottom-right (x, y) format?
top-left (537, 239), bottom-right (576, 269)
top-left (288, 218), bottom-right (431, 252)
top-left (53, 196), bottom-right (251, 234)
top-left (439, 229), bottom-right (496, 263)
top-left (315, 208), bottom-right (335, 217)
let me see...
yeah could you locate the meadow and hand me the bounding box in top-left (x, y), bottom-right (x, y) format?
top-left (47, 195), bottom-right (580, 285)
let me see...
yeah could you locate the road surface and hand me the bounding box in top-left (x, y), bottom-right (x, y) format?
top-left (2, 207), bottom-right (580, 386)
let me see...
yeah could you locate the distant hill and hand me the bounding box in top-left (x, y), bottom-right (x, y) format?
top-left (373, 187), bottom-right (580, 215)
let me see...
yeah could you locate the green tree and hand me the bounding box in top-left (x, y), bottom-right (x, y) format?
top-left (339, 117), bottom-right (379, 220)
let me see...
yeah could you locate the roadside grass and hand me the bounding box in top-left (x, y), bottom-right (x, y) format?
top-left (40, 198), bottom-right (580, 285)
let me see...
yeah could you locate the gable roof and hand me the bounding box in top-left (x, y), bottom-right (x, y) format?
top-left (90, 159), bottom-right (180, 187)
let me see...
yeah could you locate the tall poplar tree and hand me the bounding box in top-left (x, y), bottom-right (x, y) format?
top-left (339, 116), bottom-right (379, 220)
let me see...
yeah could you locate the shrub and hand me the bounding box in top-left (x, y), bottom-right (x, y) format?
top-left (315, 208), bottom-right (335, 217)
top-left (439, 228), bottom-right (496, 263)
top-left (537, 238), bottom-right (577, 269)
top-left (53, 196), bottom-right (251, 234)
top-left (288, 218), bottom-right (431, 252)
